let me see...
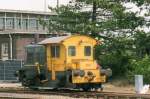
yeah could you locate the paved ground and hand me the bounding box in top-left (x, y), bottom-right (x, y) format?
top-left (0, 82), bottom-right (138, 93)
top-left (0, 82), bottom-right (91, 99)
top-left (0, 82), bottom-right (22, 88)
top-left (103, 83), bottom-right (135, 93)
top-left (0, 82), bottom-right (149, 99)
top-left (0, 92), bottom-right (90, 99)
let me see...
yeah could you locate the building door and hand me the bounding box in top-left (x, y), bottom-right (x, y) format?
top-left (1, 43), bottom-right (9, 60)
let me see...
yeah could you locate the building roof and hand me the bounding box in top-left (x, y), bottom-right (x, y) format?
top-left (0, 9), bottom-right (56, 15)
top-left (38, 36), bottom-right (70, 44)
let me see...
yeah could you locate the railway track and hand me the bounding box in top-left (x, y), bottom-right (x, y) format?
top-left (0, 87), bottom-right (150, 99)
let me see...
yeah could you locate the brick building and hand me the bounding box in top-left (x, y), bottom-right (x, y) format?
top-left (0, 9), bottom-right (59, 61)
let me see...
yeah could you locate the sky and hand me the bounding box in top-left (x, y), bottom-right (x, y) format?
top-left (0, 0), bottom-right (149, 32)
top-left (123, 2), bottom-right (150, 32)
top-left (0, 0), bottom-right (70, 11)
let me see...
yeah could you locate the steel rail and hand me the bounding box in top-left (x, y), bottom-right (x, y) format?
top-left (0, 87), bottom-right (149, 99)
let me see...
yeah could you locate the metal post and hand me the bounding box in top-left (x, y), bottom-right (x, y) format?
top-left (4, 12), bottom-right (6, 30)
top-left (57, 0), bottom-right (59, 8)
top-left (9, 34), bottom-right (13, 60)
top-left (4, 62), bottom-right (5, 81)
top-left (21, 59), bottom-right (23, 68)
top-left (27, 14), bottom-right (29, 30)
top-left (21, 13), bottom-right (23, 30)
top-left (14, 13), bottom-right (16, 30)
top-left (44, 0), bottom-right (47, 12)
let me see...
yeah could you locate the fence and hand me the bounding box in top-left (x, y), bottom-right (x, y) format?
top-left (0, 59), bottom-right (23, 82)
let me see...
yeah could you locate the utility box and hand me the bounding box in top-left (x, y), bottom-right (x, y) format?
top-left (135, 75), bottom-right (143, 93)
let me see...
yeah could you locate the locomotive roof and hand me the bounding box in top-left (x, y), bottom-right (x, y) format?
top-left (26, 44), bottom-right (43, 47)
top-left (38, 35), bottom-right (97, 45)
top-left (38, 36), bottom-right (70, 44)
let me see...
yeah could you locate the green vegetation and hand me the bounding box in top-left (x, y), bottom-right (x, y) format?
top-left (40, 0), bottom-right (150, 83)
top-left (128, 55), bottom-right (150, 83)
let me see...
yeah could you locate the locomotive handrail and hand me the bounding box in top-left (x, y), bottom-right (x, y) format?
top-left (24, 64), bottom-right (44, 67)
top-left (72, 59), bottom-right (92, 62)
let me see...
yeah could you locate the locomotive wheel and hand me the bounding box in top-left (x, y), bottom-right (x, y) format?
top-left (101, 87), bottom-right (103, 91)
top-left (22, 78), bottom-right (30, 86)
top-left (82, 87), bottom-right (90, 91)
top-left (81, 84), bottom-right (91, 91)
top-left (22, 78), bottom-right (35, 86)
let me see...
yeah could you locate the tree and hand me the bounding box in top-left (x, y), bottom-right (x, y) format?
top-left (40, 0), bottom-right (149, 77)
top-left (134, 31), bottom-right (150, 57)
top-left (42, 0), bottom-right (146, 38)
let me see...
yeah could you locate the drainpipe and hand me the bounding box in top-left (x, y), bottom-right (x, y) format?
top-left (9, 33), bottom-right (13, 60)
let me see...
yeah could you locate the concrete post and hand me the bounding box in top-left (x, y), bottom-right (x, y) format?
top-left (135, 75), bottom-right (143, 93)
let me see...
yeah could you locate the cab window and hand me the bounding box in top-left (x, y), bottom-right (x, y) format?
top-left (84, 46), bottom-right (91, 56)
top-left (51, 45), bottom-right (60, 58)
top-left (68, 46), bottom-right (76, 56)
top-left (25, 45), bottom-right (45, 65)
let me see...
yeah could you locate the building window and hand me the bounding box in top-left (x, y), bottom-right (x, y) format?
top-left (6, 18), bottom-right (14, 29)
top-left (0, 18), bottom-right (4, 29)
top-left (1, 43), bottom-right (9, 60)
top-left (51, 45), bottom-right (60, 58)
top-left (29, 19), bottom-right (37, 30)
top-left (68, 46), bottom-right (76, 56)
top-left (84, 46), bottom-right (91, 56)
top-left (37, 20), bottom-right (43, 30)
top-left (22, 19), bottom-right (28, 30)
top-left (16, 18), bottom-right (21, 29)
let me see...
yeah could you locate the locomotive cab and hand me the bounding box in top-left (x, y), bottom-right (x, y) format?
top-left (39, 35), bottom-right (108, 90)
top-left (17, 44), bottom-right (47, 86)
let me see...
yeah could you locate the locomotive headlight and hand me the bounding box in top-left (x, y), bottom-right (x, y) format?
top-left (73, 70), bottom-right (79, 76)
top-left (86, 71), bottom-right (95, 81)
top-left (87, 71), bottom-right (93, 76)
top-left (79, 70), bottom-right (85, 77)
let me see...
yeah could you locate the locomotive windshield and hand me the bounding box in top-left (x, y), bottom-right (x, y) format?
top-left (25, 44), bottom-right (45, 65)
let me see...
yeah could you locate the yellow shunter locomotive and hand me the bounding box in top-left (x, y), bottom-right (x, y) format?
top-left (16, 35), bottom-right (111, 91)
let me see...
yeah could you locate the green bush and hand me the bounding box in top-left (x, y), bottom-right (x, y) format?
top-left (99, 53), bottom-right (131, 77)
top-left (95, 44), bottom-right (131, 78)
top-left (127, 55), bottom-right (150, 83)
